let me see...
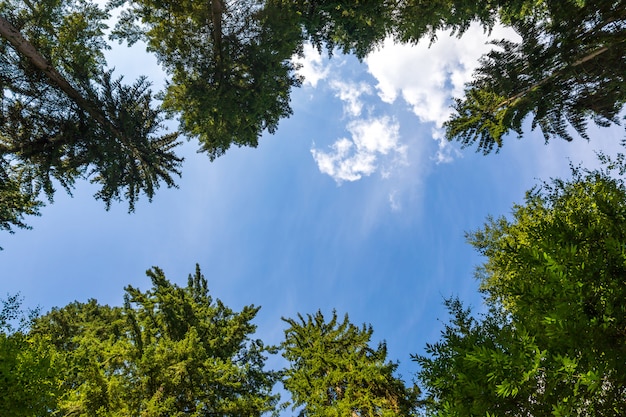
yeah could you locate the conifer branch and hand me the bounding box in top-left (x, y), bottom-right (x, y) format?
top-left (496, 16), bottom-right (626, 112)
top-left (0, 15), bottom-right (125, 141)
top-left (497, 43), bottom-right (613, 110)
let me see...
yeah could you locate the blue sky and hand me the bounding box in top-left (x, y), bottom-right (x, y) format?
top-left (2, 21), bottom-right (624, 394)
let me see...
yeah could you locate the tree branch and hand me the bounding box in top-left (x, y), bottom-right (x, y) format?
top-left (211, 0), bottom-right (224, 76)
top-left (497, 44), bottom-right (612, 110)
top-left (0, 15), bottom-right (124, 140)
top-left (495, 11), bottom-right (626, 112)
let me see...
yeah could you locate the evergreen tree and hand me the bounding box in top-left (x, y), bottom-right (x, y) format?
top-left (443, 0), bottom-right (626, 152)
top-left (282, 310), bottom-right (419, 417)
top-left (31, 265), bottom-right (279, 416)
top-left (416, 154), bottom-right (626, 415)
top-left (0, 0), bottom-right (182, 235)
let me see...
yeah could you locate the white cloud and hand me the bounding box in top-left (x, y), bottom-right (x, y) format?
top-left (365, 24), bottom-right (519, 160)
top-left (293, 43), bottom-right (330, 87)
top-left (311, 116), bottom-right (405, 184)
top-left (329, 80), bottom-right (372, 117)
top-left (306, 26), bottom-right (522, 200)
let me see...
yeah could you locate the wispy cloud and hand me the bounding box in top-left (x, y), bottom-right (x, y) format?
top-left (300, 27), bottom-right (522, 203)
top-left (301, 50), bottom-right (409, 187)
top-left (311, 116), bottom-right (406, 184)
top-left (329, 80), bottom-right (372, 117)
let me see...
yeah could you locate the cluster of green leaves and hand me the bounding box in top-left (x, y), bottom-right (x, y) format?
top-left (110, 0), bottom-right (303, 160)
top-left (416, 154), bottom-right (626, 416)
top-left (415, 300), bottom-right (549, 416)
top-left (281, 0), bottom-right (396, 59)
top-left (0, 295), bottom-right (62, 417)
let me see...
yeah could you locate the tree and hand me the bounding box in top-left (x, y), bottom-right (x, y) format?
top-left (282, 310), bottom-right (419, 417)
top-left (0, 294), bottom-right (62, 416)
top-left (0, 0), bottom-right (182, 236)
top-left (415, 156), bottom-right (626, 415)
top-left (442, 0), bottom-right (626, 152)
top-left (31, 265), bottom-right (279, 416)
top-left (0, 0), bottom-right (309, 238)
top-left (5, 0), bottom-right (623, 240)
top-left (415, 300), bottom-right (552, 417)
top-left (111, 0), bottom-right (303, 160)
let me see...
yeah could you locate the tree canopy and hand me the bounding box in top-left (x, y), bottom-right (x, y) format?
top-left (416, 156), bottom-right (626, 416)
top-left (29, 265), bottom-right (279, 416)
top-left (282, 310), bottom-right (419, 417)
top-left (111, 0), bottom-right (303, 160)
top-left (1, 0), bottom-right (624, 239)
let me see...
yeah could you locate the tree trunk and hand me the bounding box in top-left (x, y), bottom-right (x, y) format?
top-left (0, 15), bottom-right (124, 140)
top-left (210, 0), bottom-right (224, 81)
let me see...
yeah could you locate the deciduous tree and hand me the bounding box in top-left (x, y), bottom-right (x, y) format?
top-left (284, 0), bottom-right (396, 59)
top-left (111, 0), bottom-right (303, 160)
top-left (0, 294), bottom-right (62, 416)
top-left (416, 156), bottom-right (626, 415)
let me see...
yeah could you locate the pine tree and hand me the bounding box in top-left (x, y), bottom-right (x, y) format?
top-left (0, 0), bottom-right (182, 235)
top-left (282, 310), bottom-right (419, 417)
top-left (443, 0), bottom-right (626, 152)
top-left (31, 265), bottom-right (279, 416)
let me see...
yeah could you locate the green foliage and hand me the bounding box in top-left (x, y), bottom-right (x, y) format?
top-left (282, 310), bottom-right (419, 417)
top-left (0, 294), bottom-right (62, 417)
top-left (0, 0), bottom-right (182, 235)
top-left (417, 155), bottom-right (626, 415)
top-left (4, 0), bottom-right (623, 239)
top-left (122, 265), bottom-right (279, 416)
top-left (395, 0), bottom-right (501, 43)
top-left (415, 300), bottom-right (550, 417)
top-left (30, 265), bottom-right (279, 416)
top-left (445, 0), bottom-right (626, 152)
top-left (470, 159), bottom-right (626, 354)
top-left (112, 0), bottom-right (303, 160)
top-left (283, 0), bottom-right (395, 59)
top-left (0, 163), bottom-right (42, 237)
